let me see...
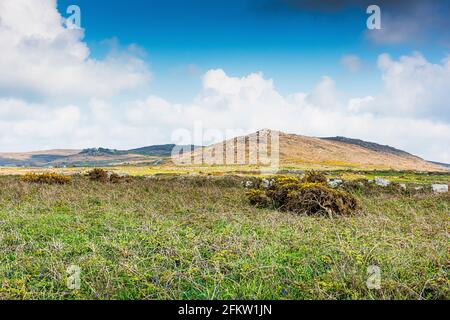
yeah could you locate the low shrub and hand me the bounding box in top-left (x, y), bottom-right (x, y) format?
top-left (284, 183), bottom-right (361, 217)
top-left (109, 173), bottom-right (122, 184)
top-left (87, 168), bottom-right (109, 183)
top-left (302, 170), bottom-right (328, 184)
top-left (342, 179), bottom-right (410, 196)
top-left (267, 176), bottom-right (303, 208)
top-left (21, 173), bottom-right (72, 184)
top-left (87, 169), bottom-right (132, 183)
top-left (246, 175), bottom-right (361, 217)
top-left (341, 179), bottom-right (372, 193)
top-left (109, 173), bottom-right (133, 184)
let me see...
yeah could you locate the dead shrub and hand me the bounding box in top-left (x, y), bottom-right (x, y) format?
top-left (246, 176), bottom-right (361, 217)
top-left (87, 169), bottom-right (132, 183)
top-left (284, 184), bottom-right (361, 217)
top-left (87, 168), bottom-right (109, 182)
top-left (302, 170), bottom-right (328, 184)
top-left (21, 173), bottom-right (72, 185)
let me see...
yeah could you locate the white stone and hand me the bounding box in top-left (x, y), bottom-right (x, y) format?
top-left (432, 184), bottom-right (448, 193)
top-left (328, 179), bottom-right (343, 188)
top-left (261, 179), bottom-right (270, 188)
top-left (375, 177), bottom-right (391, 187)
top-left (244, 181), bottom-right (253, 188)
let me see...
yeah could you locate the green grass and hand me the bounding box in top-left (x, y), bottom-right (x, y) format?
top-left (0, 175), bottom-right (448, 300)
top-left (2, 165), bottom-right (449, 183)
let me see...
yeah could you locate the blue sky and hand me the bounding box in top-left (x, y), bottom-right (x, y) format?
top-left (0, 0), bottom-right (449, 162)
top-left (56, 0), bottom-right (448, 101)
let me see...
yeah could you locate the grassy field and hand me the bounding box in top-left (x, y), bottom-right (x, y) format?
top-left (2, 164), bottom-right (450, 182)
top-left (0, 174), bottom-right (449, 300)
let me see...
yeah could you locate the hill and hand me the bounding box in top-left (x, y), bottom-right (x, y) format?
top-left (321, 136), bottom-right (412, 157)
top-left (0, 144), bottom-right (200, 168)
top-left (0, 131), bottom-right (447, 171)
top-left (128, 144), bottom-right (199, 157)
top-left (178, 130), bottom-right (446, 171)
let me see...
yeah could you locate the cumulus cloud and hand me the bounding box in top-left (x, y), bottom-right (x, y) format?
top-left (355, 53), bottom-right (450, 121)
top-left (0, 98), bottom-right (81, 150)
top-left (0, 0), bottom-right (151, 100)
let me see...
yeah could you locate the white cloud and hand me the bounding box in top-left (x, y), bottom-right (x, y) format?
top-left (306, 76), bottom-right (342, 110)
top-left (355, 53), bottom-right (450, 121)
top-left (348, 96), bottom-right (374, 113)
top-left (202, 69), bottom-right (274, 100)
top-left (0, 98), bottom-right (81, 150)
top-left (0, 0), bottom-right (151, 100)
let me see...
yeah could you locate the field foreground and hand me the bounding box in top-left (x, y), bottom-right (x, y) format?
top-left (0, 175), bottom-right (448, 300)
